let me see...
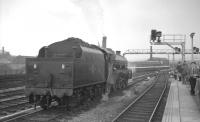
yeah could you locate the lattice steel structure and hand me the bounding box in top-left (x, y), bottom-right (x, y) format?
top-left (123, 49), bottom-right (194, 55)
top-left (150, 34), bottom-right (186, 61)
top-left (123, 34), bottom-right (192, 62)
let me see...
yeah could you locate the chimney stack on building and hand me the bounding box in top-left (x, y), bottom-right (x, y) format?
top-left (2, 47), bottom-right (4, 54)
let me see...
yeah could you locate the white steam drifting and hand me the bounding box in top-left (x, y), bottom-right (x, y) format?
top-left (71, 0), bottom-right (105, 39)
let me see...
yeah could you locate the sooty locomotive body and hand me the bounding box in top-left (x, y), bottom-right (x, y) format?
top-left (25, 37), bottom-right (130, 109)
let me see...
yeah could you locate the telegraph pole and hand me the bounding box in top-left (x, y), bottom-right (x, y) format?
top-left (150, 34), bottom-right (153, 60)
top-left (150, 45), bottom-right (153, 60)
top-left (190, 33), bottom-right (195, 61)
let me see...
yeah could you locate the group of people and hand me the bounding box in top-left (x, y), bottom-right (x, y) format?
top-left (175, 61), bottom-right (200, 95)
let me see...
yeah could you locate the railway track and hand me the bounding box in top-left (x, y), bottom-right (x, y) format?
top-left (0, 74), bottom-right (25, 90)
top-left (112, 71), bottom-right (169, 122)
top-left (0, 96), bottom-right (29, 111)
top-left (0, 74), bottom-right (25, 82)
top-left (128, 72), bottom-right (156, 86)
top-left (0, 86), bottom-right (33, 121)
top-left (0, 87), bottom-right (25, 104)
top-left (151, 79), bottom-right (171, 122)
top-left (0, 72), bottom-right (162, 122)
top-left (0, 87), bottom-right (25, 100)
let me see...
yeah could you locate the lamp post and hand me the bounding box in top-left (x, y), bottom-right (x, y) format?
top-left (190, 33), bottom-right (195, 61)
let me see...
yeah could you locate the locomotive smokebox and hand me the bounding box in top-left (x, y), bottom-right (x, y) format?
top-left (116, 51), bottom-right (121, 55)
top-left (102, 36), bottom-right (107, 48)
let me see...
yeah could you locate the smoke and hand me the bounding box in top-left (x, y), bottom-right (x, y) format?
top-left (102, 92), bottom-right (109, 101)
top-left (71, 0), bottom-right (105, 39)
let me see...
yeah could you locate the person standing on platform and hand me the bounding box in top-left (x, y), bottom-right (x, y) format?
top-left (195, 63), bottom-right (200, 99)
top-left (176, 61), bottom-right (183, 81)
top-left (189, 62), bottom-right (199, 95)
top-left (195, 75), bottom-right (200, 99)
top-left (181, 61), bottom-right (189, 84)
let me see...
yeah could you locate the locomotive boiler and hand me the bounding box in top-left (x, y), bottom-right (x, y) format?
top-left (25, 37), bottom-right (130, 109)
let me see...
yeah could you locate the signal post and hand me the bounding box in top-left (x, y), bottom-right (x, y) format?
top-left (150, 30), bottom-right (186, 62)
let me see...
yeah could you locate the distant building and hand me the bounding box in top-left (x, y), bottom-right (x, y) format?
top-left (0, 48), bottom-right (26, 75)
top-left (0, 58), bottom-right (11, 64)
top-left (0, 47), bottom-right (10, 57)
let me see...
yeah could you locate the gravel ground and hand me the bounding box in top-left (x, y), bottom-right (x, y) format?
top-left (53, 77), bottom-right (155, 122)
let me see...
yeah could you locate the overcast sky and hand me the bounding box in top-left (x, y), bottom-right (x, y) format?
top-left (1, 0), bottom-right (200, 60)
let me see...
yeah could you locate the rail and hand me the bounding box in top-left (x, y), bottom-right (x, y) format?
top-left (112, 72), bottom-right (168, 122)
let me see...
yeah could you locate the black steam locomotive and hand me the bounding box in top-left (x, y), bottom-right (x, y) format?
top-left (25, 37), bottom-right (131, 109)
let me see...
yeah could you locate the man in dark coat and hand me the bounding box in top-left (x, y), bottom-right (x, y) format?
top-left (189, 62), bottom-right (199, 95)
top-left (181, 61), bottom-right (189, 84)
top-left (176, 62), bottom-right (183, 81)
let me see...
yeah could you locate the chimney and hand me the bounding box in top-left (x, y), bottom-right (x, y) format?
top-left (102, 36), bottom-right (107, 48)
top-left (116, 51), bottom-right (121, 55)
top-left (2, 47), bottom-right (4, 54)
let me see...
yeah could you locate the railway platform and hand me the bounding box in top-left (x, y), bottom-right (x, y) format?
top-left (162, 78), bottom-right (200, 122)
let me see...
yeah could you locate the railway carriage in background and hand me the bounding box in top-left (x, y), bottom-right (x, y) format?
top-left (25, 37), bottom-right (130, 109)
top-left (128, 58), bottom-right (170, 77)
